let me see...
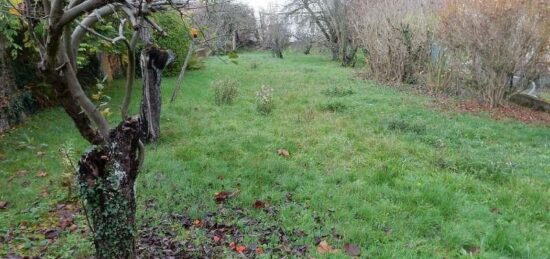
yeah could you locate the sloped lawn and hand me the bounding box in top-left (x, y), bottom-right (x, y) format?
top-left (1, 52), bottom-right (549, 258)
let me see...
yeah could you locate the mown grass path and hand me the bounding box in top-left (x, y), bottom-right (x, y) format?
top-left (1, 52), bottom-right (549, 257)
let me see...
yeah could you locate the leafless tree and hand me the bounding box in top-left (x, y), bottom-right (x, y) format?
top-left (285, 0), bottom-right (357, 66)
top-left (192, 0), bottom-right (258, 54)
top-left (260, 9), bottom-right (290, 59)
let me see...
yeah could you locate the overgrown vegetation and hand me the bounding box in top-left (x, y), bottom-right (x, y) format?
top-left (438, 0), bottom-right (549, 107)
top-left (255, 85), bottom-right (274, 115)
top-left (212, 78), bottom-right (239, 105)
top-left (1, 53), bottom-right (548, 258)
top-left (152, 11), bottom-right (192, 77)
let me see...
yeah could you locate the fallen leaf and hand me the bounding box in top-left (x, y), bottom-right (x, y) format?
top-left (277, 148), bottom-right (290, 158)
top-left (255, 247), bottom-right (264, 254)
top-left (69, 224), bottom-right (78, 232)
top-left (344, 243), bottom-right (361, 256)
top-left (229, 242), bottom-right (236, 249)
top-left (0, 201), bottom-right (8, 209)
top-left (214, 191), bottom-right (237, 203)
top-left (16, 170), bottom-right (28, 177)
top-left (193, 219), bottom-right (203, 227)
top-left (44, 229), bottom-right (60, 239)
top-left (235, 245), bottom-right (247, 253)
top-left (40, 190), bottom-right (49, 197)
top-left (491, 207), bottom-right (501, 214)
top-left (464, 245), bottom-right (480, 255)
top-left (212, 235), bottom-right (221, 242)
top-left (317, 240), bottom-right (338, 254)
top-left (253, 200), bottom-right (266, 209)
top-left (36, 171), bottom-right (48, 177)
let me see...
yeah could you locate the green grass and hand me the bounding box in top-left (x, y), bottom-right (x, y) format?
top-left (1, 52), bottom-right (549, 258)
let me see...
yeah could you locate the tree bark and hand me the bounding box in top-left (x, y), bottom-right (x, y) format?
top-left (78, 117), bottom-right (141, 259)
top-left (0, 35), bottom-right (19, 132)
top-left (139, 46), bottom-right (174, 143)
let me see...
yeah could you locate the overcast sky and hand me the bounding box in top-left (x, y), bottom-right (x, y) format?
top-left (237, 0), bottom-right (284, 11)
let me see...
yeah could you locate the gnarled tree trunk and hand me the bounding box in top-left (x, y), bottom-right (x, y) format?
top-left (78, 117), bottom-right (142, 259)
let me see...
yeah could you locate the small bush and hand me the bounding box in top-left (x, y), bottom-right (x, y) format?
top-left (321, 101), bottom-right (348, 112)
top-left (438, 0), bottom-right (550, 107)
top-left (212, 79), bottom-right (239, 105)
top-left (425, 50), bottom-right (453, 94)
top-left (256, 85), bottom-right (274, 115)
top-left (385, 117), bottom-right (426, 135)
top-left (152, 11), bottom-right (191, 77)
top-left (322, 86), bottom-right (355, 97)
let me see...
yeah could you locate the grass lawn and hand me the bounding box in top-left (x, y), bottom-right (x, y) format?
top-left (1, 52), bottom-right (549, 258)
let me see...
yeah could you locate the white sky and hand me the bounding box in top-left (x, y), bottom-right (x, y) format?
top-left (238, 0), bottom-right (284, 11)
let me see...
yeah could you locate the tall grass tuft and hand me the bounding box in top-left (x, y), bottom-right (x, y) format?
top-left (212, 79), bottom-right (239, 105)
top-left (256, 85), bottom-right (274, 115)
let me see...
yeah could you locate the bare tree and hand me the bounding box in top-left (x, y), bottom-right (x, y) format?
top-left (193, 0), bottom-right (258, 54)
top-left (261, 10), bottom-right (290, 59)
top-left (8, 0), bottom-right (188, 257)
top-left (285, 0), bottom-right (357, 66)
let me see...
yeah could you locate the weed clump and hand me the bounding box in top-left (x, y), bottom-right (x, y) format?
top-left (256, 85), bottom-right (274, 115)
top-left (212, 79), bottom-right (239, 105)
top-left (322, 86), bottom-right (355, 97)
top-left (250, 62), bottom-right (259, 70)
top-left (321, 101), bottom-right (348, 112)
top-left (385, 117), bottom-right (427, 134)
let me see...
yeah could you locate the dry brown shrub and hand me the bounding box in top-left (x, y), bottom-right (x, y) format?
top-left (438, 0), bottom-right (550, 107)
top-left (349, 0), bottom-right (438, 84)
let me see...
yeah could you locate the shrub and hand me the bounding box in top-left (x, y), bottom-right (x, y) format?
top-left (349, 0), bottom-right (435, 84)
top-left (322, 86), bottom-right (355, 97)
top-left (152, 11), bottom-right (201, 76)
top-left (212, 79), bottom-right (239, 105)
top-left (425, 49), bottom-right (453, 94)
top-left (438, 0), bottom-right (550, 107)
top-left (256, 85), bottom-right (274, 115)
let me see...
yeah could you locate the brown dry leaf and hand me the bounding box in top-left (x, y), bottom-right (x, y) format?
top-left (44, 229), bottom-right (60, 240)
top-left (253, 200), bottom-right (266, 209)
top-left (464, 245), bottom-right (480, 255)
top-left (255, 247), bottom-right (264, 254)
top-left (40, 190), bottom-right (49, 198)
top-left (193, 219), bottom-right (203, 227)
top-left (37, 171), bottom-right (48, 177)
top-left (69, 224), bottom-right (78, 232)
top-left (277, 148), bottom-right (290, 158)
top-left (214, 191), bottom-right (237, 203)
top-left (344, 243), bottom-right (361, 256)
top-left (212, 235), bottom-right (221, 242)
top-left (235, 245), bottom-right (247, 253)
top-left (16, 170), bottom-right (28, 177)
top-left (0, 201), bottom-right (8, 209)
top-left (317, 240), bottom-right (338, 254)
